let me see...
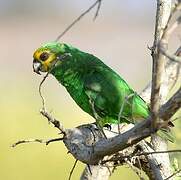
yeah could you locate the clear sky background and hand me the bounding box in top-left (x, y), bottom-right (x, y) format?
top-left (0, 1), bottom-right (180, 180)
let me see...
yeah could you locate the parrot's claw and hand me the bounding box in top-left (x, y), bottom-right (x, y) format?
top-left (103, 124), bottom-right (112, 131)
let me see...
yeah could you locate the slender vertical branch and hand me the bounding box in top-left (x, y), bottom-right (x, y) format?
top-left (151, 0), bottom-right (172, 128)
top-left (150, 0), bottom-right (172, 179)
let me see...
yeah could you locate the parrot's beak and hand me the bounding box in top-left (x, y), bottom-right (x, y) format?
top-left (33, 59), bottom-right (41, 75)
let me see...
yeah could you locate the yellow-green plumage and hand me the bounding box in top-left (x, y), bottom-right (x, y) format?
top-left (43, 42), bottom-right (149, 126)
top-left (33, 42), bottom-right (174, 142)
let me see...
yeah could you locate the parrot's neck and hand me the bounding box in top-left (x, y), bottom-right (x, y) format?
top-left (50, 45), bottom-right (91, 87)
top-left (50, 55), bottom-right (86, 105)
top-left (50, 60), bottom-right (94, 115)
top-left (51, 62), bottom-right (81, 88)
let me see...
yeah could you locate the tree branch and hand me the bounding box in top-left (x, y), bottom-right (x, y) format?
top-left (40, 109), bottom-right (66, 134)
top-left (12, 137), bottom-right (64, 147)
top-left (62, 90), bottom-right (180, 165)
top-left (151, 0), bottom-right (171, 130)
top-left (55, 0), bottom-right (102, 42)
top-left (150, 1), bottom-right (180, 179)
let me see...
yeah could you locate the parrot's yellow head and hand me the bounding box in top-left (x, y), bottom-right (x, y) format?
top-left (33, 42), bottom-right (67, 74)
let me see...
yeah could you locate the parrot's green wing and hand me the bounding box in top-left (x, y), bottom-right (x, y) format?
top-left (83, 68), bottom-right (175, 142)
top-left (83, 64), bottom-right (149, 126)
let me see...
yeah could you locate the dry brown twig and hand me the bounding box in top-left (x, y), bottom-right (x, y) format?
top-left (93, 0), bottom-right (102, 20)
top-left (68, 159), bottom-right (78, 180)
top-left (55, 0), bottom-right (102, 42)
top-left (11, 137), bottom-right (64, 147)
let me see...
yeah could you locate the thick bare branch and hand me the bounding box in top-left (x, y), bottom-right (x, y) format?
top-left (62, 90), bottom-right (180, 165)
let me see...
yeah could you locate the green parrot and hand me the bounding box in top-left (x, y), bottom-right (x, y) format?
top-left (32, 42), bottom-right (173, 141)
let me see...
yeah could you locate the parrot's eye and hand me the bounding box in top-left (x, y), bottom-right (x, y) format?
top-left (40, 52), bottom-right (49, 61)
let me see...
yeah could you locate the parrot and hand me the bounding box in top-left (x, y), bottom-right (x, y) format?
top-left (32, 42), bottom-right (173, 141)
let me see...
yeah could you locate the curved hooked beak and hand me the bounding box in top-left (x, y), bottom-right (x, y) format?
top-left (33, 59), bottom-right (41, 75)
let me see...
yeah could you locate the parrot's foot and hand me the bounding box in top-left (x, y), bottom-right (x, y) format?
top-left (103, 124), bottom-right (112, 131)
